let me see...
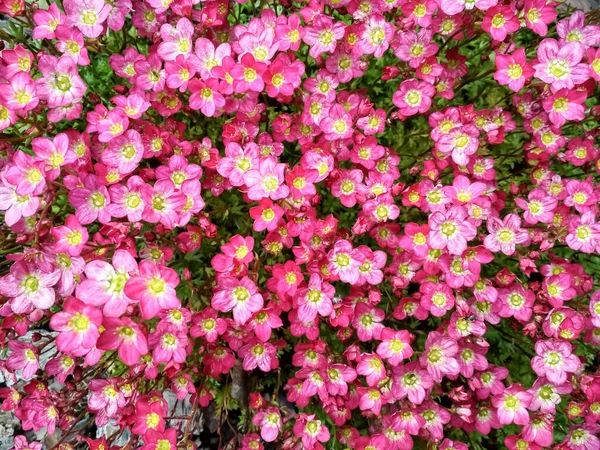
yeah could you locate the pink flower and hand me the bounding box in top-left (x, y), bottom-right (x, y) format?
top-left (7, 341), bottom-right (38, 379)
top-left (0, 261), bottom-right (60, 313)
top-left (352, 303), bottom-right (385, 342)
top-left (392, 79), bottom-right (435, 116)
top-left (96, 317), bottom-right (148, 365)
top-left (515, 188), bottom-right (557, 225)
top-left (542, 88), bottom-right (586, 127)
top-left (124, 261), bottom-right (180, 320)
top-left (0, 72), bottom-right (38, 112)
top-left (148, 322), bottom-right (188, 364)
top-left (492, 384), bottom-right (533, 425)
top-left (419, 331), bottom-right (460, 382)
top-left (566, 211), bottom-right (600, 253)
top-left (76, 249), bottom-right (138, 317)
top-left (55, 25), bottom-right (90, 65)
top-left (188, 78), bottom-right (225, 117)
top-left (63, 0), bottom-right (112, 38)
top-left (50, 297), bottom-right (102, 357)
top-left (320, 104), bottom-right (354, 140)
top-left (292, 414), bottom-right (330, 449)
top-left (359, 14), bottom-right (394, 58)
top-left (249, 198), bottom-right (284, 232)
top-left (357, 353), bottom-right (386, 386)
top-left (239, 340), bottom-right (278, 372)
top-left (252, 407), bottom-right (282, 442)
top-left (11, 436), bottom-right (42, 450)
top-left (295, 274), bottom-right (334, 322)
top-left (376, 328), bottom-right (413, 366)
top-left (532, 340), bottom-right (581, 385)
top-left (212, 276), bottom-right (264, 325)
top-left (303, 14), bottom-right (345, 58)
top-left (33, 3), bottom-right (65, 39)
top-left (482, 6), bottom-right (520, 41)
top-left (157, 18), bottom-right (193, 62)
top-left (484, 214), bottom-right (531, 255)
top-left (68, 174), bottom-right (111, 224)
top-left (533, 39), bottom-right (589, 90)
top-left (523, 0), bottom-right (557, 37)
top-left (51, 215), bottom-right (89, 256)
top-left (428, 206), bottom-right (477, 255)
top-left (435, 125), bottom-right (480, 166)
top-left (36, 54), bottom-right (87, 107)
top-left (420, 282), bottom-right (455, 317)
top-left (243, 157), bottom-right (289, 201)
top-left (494, 48), bottom-right (535, 92)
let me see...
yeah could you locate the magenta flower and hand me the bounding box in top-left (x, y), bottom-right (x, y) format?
top-left (7, 341), bottom-right (38, 379)
top-left (188, 78), bottom-right (225, 117)
top-left (0, 261), bottom-right (60, 314)
top-left (532, 340), bottom-right (581, 385)
top-left (50, 297), bottom-right (102, 357)
top-left (0, 72), bottom-right (38, 112)
top-left (542, 88), bottom-right (586, 127)
top-left (303, 14), bottom-right (345, 58)
top-left (376, 328), bottom-right (413, 366)
top-left (420, 332), bottom-right (460, 382)
top-left (157, 18), bottom-right (193, 62)
top-left (238, 339), bottom-right (277, 372)
top-left (494, 48), bottom-right (535, 92)
top-left (428, 206), bottom-right (477, 255)
top-left (484, 214), bottom-right (531, 255)
top-left (36, 55), bottom-right (86, 108)
top-left (482, 6), bottom-right (520, 41)
top-left (76, 249), bottom-right (138, 316)
top-left (96, 317), bottom-right (148, 365)
top-left (292, 414), bottom-right (330, 449)
top-left (420, 282), bottom-right (455, 317)
top-left (212, 276), bottom-right (264, 325)
top-left (33, 3), bottom-right (65, 39)
top-left (252, 407), bottom-right (282, 442)
top-left (124, 261), bottom-right (180, 320)
top-left (492, 384), bottom-right (533, 425)
top-left (148, 322), bottom-right (188, 364)
top-left (524, 0), bottom-right (557, 36)
top-left (392, 79), bottom-right (435, 116)
top-left (243, 157), bottom-right (289, 201)
top-left (533, 39), bottom-right (589, 90)
top-left (64, 0), bottom-right (112, 38)
top-left (68, 174), bottom-right (111, 224)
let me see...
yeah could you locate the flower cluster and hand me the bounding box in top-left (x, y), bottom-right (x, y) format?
top-left (1, 0), bottom-right (600, 449)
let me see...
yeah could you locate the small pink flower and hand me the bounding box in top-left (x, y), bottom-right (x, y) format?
top-left (393, 79), bottom-right (435, 116)
top-left (51, 215), bottom-right (89, 256)
top-left (542, 88), bottom-right (586, 127)
top-left (492, 384), bottom-right (533, 425)
top-left (7, 341), bottom-right (38, 379)
top-left (428, 206), bottom-right (477, 255)
top-left (532, 340), bottom-right (581, 385)
top-left (484, 214), bottom-right (531, 255)
top-left (212, 276), bottom-right (264, 325)
top-left (243, 157), bottom-right (290, 201)
top-left (533, 39), bottom-right (589, 90)
top-left (239, 339), bottom-right (278, 372)
top-left (50, 297), bottom-right (102, 357)
top-left (494, 48), bottom-right (535, 92)
top-left (124, 261), bottom-right (180, 320)
top-left (482, 6), bottom-right (520, 41)
top-left (252, 407), bottom-right (282, 442)
top-left (376, 328), bottom-right (413, 366)
top-left (96, 317), bottom-right (148, 365)
top-left (420, 332), bottom-right (460, 382)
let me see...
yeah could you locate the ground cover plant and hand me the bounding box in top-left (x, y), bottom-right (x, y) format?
top-left (0, 0), bottom-right (600, 448)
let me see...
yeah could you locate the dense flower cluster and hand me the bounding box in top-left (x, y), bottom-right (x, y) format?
top-left (1, 0), bottom-right (600, 449)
